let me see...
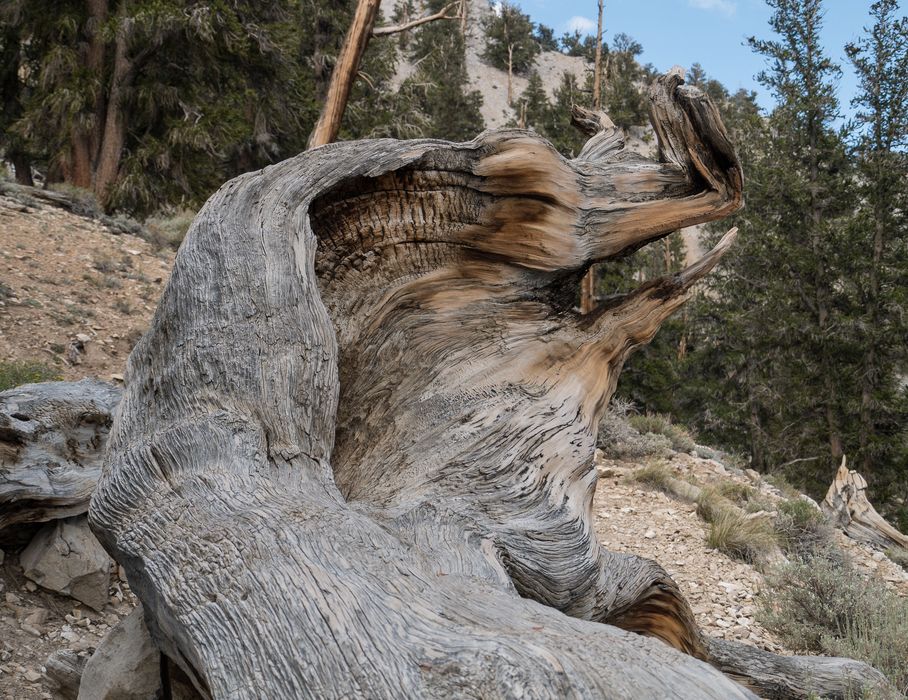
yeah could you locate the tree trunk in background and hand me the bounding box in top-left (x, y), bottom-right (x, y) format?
top-left (507, 44), bottom-right (514, 106)
top-left (70, 0), bottom-right (108, 189)
top-left (87, 72), bottom-right (888, 700)
top-left (307, 0), bottom-right (381, 148)
top-left (93, 7), bottom-right (132, 207)
top-left (10, 151), bottom-right (33, 186)
top-left (592, 0), bottom-right (604, 110)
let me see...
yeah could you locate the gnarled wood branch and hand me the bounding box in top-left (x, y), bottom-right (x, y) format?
top-left (88, 73), bottom-right (886, 699)
top-left (0, 380), bottom-right (120, 534)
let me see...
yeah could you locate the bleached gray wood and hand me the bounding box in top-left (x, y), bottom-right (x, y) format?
top-left (0, 379), bottom-right (121, 533)
top-left (87, 71), bottom-right (884, 699)
top-left (823, 457), bottom-right (908, 550)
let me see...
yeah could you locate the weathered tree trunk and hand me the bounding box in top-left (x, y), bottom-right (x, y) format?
top-left (87, 72), bottom-right (886, 699)
top-left (0, 380), bottom-right (120, 534)
top-left (823, 457), bottom-right (908, 550)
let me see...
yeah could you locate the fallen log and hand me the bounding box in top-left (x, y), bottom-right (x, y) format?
top-left (822, 457), bottom-right (908, 551)
top-left (0, 379), bottom-right (121, 534)
top-left (86, 71), bottom-right (887, 699)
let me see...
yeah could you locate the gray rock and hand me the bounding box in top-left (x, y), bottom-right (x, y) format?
top-left (77, 606), bottom-right (159, 700)
top-left (20, 516), bottom-right (111, 611)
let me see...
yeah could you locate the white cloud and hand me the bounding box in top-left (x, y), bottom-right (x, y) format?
top-left (564, 15), bottom-right (596, 35)
top-left (688, 0), bottom-right (736, 16)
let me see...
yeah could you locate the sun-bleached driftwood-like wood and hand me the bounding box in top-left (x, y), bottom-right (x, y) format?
top-left (87, 72), bottom-right (887, 699)
top-left (0, 380), bottom-right (120, 534)
top-left (823, 457), bottom-right (908, 551)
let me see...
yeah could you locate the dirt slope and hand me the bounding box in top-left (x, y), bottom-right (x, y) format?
top-left (0, 191), bottom-right (174, 382)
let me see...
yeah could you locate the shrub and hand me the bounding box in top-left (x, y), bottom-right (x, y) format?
top-left (774, 498), bottom-right (833, 558)
top-left (705, 508), bottom-right (778, 565)
top-left (144, 209), bottom-right (195, 250)
top-left (0, 361), bottom-right (62, 391)
top-left (764, 472), bottom-right (801, 499)
top-left (632, 462), bottom-right (674, 492)
top-left (759, 548), bottom-right (908, 695)
top-left (628, 413), bottom-right (696, 453)
top-left (47, 182), bottom-right (100, 216)
top-left (717, 481), bottom-right (756, 504)
top-left (886, 547), bottom-right (908, 571)
top-left (598, 400), bottom-right (672, 460)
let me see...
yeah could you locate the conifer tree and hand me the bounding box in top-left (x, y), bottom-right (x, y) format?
top-left (481, 1), bottom-right (539, 104)
top-left (403, 0), bottom-right (484, 141)
top-left (843, 0), bottom-right (908, 508)
top-left (517, 71), bottom-right (550, 131)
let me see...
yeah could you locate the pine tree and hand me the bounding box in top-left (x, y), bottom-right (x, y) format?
top-left (675, 0), bottom-right (856, 492)
top-left (482, 1), bottom-right (539, 104)
top-left (517, 71), bottom-right (550, 131)
top-left (403, 0), bottom-right (484, 141)
top-left (843, 0), bottom-right (908, 513)
top-left (603, 33), bottom-right (646, 129)
top-left (541, 72), bottom-right (586, 157)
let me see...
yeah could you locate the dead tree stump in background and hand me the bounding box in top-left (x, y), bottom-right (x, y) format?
top-left (87, 71), bottom-right (888, 699)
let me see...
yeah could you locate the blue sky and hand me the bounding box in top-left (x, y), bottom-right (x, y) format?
top-left (509, 0), bottom-right (905, 118)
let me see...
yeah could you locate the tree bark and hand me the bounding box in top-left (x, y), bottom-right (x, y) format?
top-left (10, 151), bottom-right (34, 187)
top-left (69, 0), bottom-right (109, 189)
top-left (86, 72), bottom-right (885, 699)
top-left (308, 0), bottom-right (382, 148)
top-left (93, 4), bottom-right (132, 207)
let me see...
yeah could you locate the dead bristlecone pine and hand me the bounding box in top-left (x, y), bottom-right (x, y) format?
top-left (82, 71), bottom-right (891, 699)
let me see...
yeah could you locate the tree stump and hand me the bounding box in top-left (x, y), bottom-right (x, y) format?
top-left (87, 71), bottom-right (888, 699)
top-left (823, 457), bottom-right (908, 550)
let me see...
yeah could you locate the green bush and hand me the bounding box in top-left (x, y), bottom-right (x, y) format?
top-left (628, 413), bottom-right (696, 453)
top-left (774, 498), bottom-right (833, 557)
top-left (0, 360), bottom-right (62, 391)
top-left (759, 548), bottom-right (908, 695)
top-left (47, 182), bottom-right (100, 216)
top-left (886, 547), bottom-right (908, 571)
top-left (144, 209), bottom-right (196, 250)
top-left (632, 462), bottom-right (674, 492)
top-left (598, 401), bottom-right (672, 460)
top-left (717, 481), bottom-right (756, 504)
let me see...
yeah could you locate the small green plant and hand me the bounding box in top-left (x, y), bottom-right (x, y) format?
top-left (759, 547), bottom-right (908, 695)
top-left (695, 487), bottom-right (733, 523)
top-left (717, 481), bottom-right (756, 504)
top-left (774, 498), bottom-right (833, 557)
top-left (628, 413), bottom-right (696, 453)
top-left (93, 255), bottom-right (117, 274)
top-left (632, 462), bottom-right (674, 492)
top-left (886, 547), bottom-right (908, 571)
top-left (598, 400), bottom-right (672, 460)
top-left (114, 298), bottom-right (133, 315)
top-left (0, 360), bottom-right (62, 391)
top-left (706, 508), bottom-right (778, 565)
top-left (144, 209), bottom-right (196, 250)
top-left (765, 472), bottom-right (801, 499)
top-left (47, 182), bottom-right (100, 215)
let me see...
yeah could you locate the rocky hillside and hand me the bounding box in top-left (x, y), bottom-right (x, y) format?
top-left (0, 186), bottom-right (174, 385)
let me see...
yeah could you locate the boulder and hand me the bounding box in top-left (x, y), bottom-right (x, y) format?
top-left (77, 606), bottom-right (159, 700)
top-left (20, 515), bottom-right (111, 611)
